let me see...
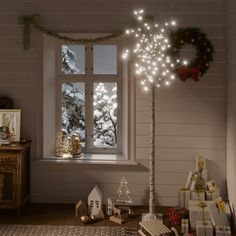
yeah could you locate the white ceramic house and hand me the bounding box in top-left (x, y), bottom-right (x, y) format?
top-left (106, 198), bottom-right (113, 216)
top-left (88, 185), bottom-right (102, 216)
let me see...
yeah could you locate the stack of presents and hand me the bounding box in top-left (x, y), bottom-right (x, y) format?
top-left (168, 156), bottom-right (232, 236)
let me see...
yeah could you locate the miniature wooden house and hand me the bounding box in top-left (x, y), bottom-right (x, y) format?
top-left (88, 185), bottom-right (102, 216)
top-left (107, 198), bottom-right (113, 216)
top-left (75, 200), bottom-right (87, 218)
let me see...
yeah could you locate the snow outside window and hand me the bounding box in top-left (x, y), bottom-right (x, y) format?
top-left (59, 43), bottom-right (122, 155)
top-left (61, 82), bottom-right (85, 147)
top-left (61, 45), bottom-right (85, 74)
top-left (93, 83), bottom-right (117, 148)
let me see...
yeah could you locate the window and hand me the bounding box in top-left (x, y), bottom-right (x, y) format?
top-left (43, 34), bottom-right (136, 162)
top-left (95, 200), bottom-right (99, 208)
top-left (90, 200), bottom-right (94, 211)
top-left (57, 42), bottom-right (122, 154)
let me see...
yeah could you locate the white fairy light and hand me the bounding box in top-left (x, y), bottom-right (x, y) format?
top-left (138, 16), bottom-right (143, 21)
top-left (122, 9), bottom-right (184, 90)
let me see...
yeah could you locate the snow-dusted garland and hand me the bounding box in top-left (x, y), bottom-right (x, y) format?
top-left (18, 14), bottom-right (123, 50)
top-left (169, 27), bottom-right (214, 82)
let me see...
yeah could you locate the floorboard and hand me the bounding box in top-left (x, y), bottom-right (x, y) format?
top-left (0, 204), bottom-right (167, 228)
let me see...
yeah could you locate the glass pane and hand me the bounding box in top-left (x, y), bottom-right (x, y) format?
top-left (93, 83), bottom-right (117, 147)
top-left (61, 45), bottom-right (85, 74)
top-left (61, 83), bottom-right (85, 146)
top-left (93, 45), bottom-right (117, 74)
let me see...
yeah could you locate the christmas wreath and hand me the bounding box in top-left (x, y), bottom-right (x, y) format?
top-left (169, 28), bottom-right (214, 82)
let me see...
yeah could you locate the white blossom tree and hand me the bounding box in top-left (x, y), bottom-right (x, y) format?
top-left (122, 10), bottom-right (185, 220)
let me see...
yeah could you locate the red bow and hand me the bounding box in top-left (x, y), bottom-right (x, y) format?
top-left (176, 65), bottom-right (201, 82)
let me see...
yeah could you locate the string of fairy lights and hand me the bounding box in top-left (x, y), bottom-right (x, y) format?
top-left (122, 9), bottom-right (187, 90)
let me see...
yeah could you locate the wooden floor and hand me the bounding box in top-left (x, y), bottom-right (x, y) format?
top-left (0, 204), bottom-right (168, 228)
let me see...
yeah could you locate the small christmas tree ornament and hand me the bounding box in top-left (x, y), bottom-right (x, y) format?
top-left (70, 130), bottom-right (83, 158)
top-left (55, 130), bottom-right (71, 158)
top-left (116, 176), bottom-right (132, 211)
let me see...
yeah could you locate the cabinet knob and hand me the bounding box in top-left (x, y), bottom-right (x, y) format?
top-left (0, 158), bottom-right (3, 162)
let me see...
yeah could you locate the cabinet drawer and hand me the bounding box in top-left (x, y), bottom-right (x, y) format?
top-left (0, 153), bottom-right (17, 165)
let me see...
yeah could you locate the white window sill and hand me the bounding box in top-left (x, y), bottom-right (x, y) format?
top-left (33, 154), bottom-right (138, 165)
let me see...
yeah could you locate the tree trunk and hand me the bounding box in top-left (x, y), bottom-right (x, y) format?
top-left (149, 84), bottom-right (155, 214)
top-left (143, 85), bottom-right (156, 221)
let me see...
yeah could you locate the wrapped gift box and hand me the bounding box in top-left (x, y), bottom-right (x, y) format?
top-left (196, 170), bottom-right (208, 190)
top-left (216, 226), bottom-right (224, 236)
top-left (208, 200), bottom-right (230, 227)
top-left (207, 180), bottom-right (217, 192)
top-left (215, 226), bottom-right (231, 236)
top-left (224, 226), bottom-right (231, 236)
top-left (168, 207), bottom-right (189, 226)
top-left (185, 171), bottom-right (194, 189)
top-left (191, 190), bottom-right (205, 201)
top-left (196, 155), bottom-right (206, 172)
top-left (190, 173), bottom-right (199, 191)
top-left (179, 187), bottom-right (191, 209)
top-left (181, 219), bottom-right (189, 234)
top-left (206, 188), bottom-right (220, 200)
top-left (196, 220), bottom-right (213, 236)
top-left (168, 207), bottom-right (181, 225)
top-left (189, 200), bottom-right (211, 230)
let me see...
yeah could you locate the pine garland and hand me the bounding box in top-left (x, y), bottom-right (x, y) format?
top-left (18, 14), bottom-right (123, 50)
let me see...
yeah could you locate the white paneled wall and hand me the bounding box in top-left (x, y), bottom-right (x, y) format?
top-left (0, 0), bottom-right (227, 205)
top-left (227, 0), bottom-right (236, 230)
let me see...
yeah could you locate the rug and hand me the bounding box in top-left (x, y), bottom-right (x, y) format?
top-left (0, 225), bottom-right (138, 236)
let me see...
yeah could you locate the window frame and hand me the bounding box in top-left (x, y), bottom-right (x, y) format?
top-left (55, 38), bottom-right (123, 154)
top-left (42, 34), bottom-right (136, 164)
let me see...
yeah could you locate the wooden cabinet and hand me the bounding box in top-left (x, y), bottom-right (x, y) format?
top-left (0, 142), bottom-right (30, 214)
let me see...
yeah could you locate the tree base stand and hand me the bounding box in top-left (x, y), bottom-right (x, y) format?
top-left (142, 212), bottom-right (157, 221)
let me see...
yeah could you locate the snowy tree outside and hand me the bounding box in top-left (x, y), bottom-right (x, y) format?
top-left (61, 82), bottom-right (85, 145)
top-left (93, 83), bottom-right (118, 147)
top-left (61, 45), bottom-right (85, 74)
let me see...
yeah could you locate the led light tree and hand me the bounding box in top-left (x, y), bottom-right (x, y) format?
top-left (122, 10), bottom-right (186, 220)
top-left (116, 176), bottom-right (132, 210)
